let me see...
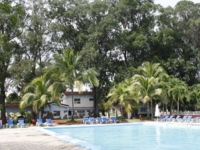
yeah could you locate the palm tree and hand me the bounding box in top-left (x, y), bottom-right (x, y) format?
top-left (159, 75), bottom-right (175, 115)
top-left (159, 75), bottom-right (187, 115)
top-left (45, 48), bottom-right (99, 121)
top-left (133, 62), bottom-right (165, 118)
top-left (138, 61), bottom-right (165, 79)
top-left (105, 79), bottom-right (139, 118)
top-left (19, 76), bottom-right (60, 119)
top-left (168, 78), bottom-right (188, 114)
top-left (131, 74), bottom-right (162, 118)
top-left (188, 84), bottom-right (200, 110)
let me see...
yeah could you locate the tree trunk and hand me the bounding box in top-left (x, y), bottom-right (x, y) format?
top-left (93, 86), bottom-right (100, 117)
top-left (108, 110), bottom-right (110, 118)
top-left (0, 81), bottom-right (6, 125)
top-left (165, 104), bottom-right (167, 115)
top-left (40, 107), bottom-right (44, 119)
top-left (170, 100), bottom-right (174, 115)
top-left (151, 99), bottom-right (153, 119)
top-left (177, 100), bottom-right (179, 115)
top-left (147, 102), bottom-right (150, 117)
top-left (120, 105), bottom-right (124, 119)
top-left (162, 103), bottom-right (164, 115)
top-left (71, 88), bottom-right (74, 121)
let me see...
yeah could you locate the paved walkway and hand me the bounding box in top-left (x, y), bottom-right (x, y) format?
top-left (0, 126), bottom-right (86, 150)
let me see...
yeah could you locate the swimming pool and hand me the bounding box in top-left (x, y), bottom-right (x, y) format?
top-left (40, 123), bottom-right (200, 150)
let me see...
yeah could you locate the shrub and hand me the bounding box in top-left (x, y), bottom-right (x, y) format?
top-left (24, 111), bottom-right (31, 123)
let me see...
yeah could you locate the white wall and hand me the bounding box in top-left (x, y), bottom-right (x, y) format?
top-left (42, 103), bottom-right (68, 119)
top-left (62, 95), bottom-right (94, 107)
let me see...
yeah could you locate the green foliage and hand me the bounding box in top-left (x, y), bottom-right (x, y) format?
top-left (142, 116), bottom-right (152, 120)
top-left (156, 0), bottom-right (200, 85)
top-left (0, 2), bottom-right (12, 14)
top-left (6, 92), bottom-right (21, 103)
top-left (0, 0), bottom-right (200, 119)
top-left (45, 48), bottom-right (99, 120)
top-left (187, 84), bottom-right (200, 111)
top-left (0, 1), bottom-right (25, 123)
top-left (24, 111), bottom-right (31, 123)
top-left (105, 79), bottom-right (139, 117)
top-left (20, 76), bottom-right (60, 118)
top-left (7, 112), bottom-right (21, 124)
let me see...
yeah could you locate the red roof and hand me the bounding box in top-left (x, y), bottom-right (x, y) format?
top-left (48, 102), bottom-right (69, 107)
top-left (6, 102), bottom-right (68, 107)
top-left (6, 103), bottom-right (20, 107)
top-left (63, 91), bottom-right (93, 96)
top-left (60, 103), bottom-right (69, 107)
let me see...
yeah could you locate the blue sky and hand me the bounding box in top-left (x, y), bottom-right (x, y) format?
top-left (154, 0), bottom-right (200, 7)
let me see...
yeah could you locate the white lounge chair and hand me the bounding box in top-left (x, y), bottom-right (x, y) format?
top-left (166, 116), bottom-right (173, 122)
top-left (192, 117), bottom-right (200, 123)
top-left (172, 115), bottom-right (180, 122)
top-left (179, 116), bottom-right (187, 122)
top-left (184, 116), bottom-right (192, 123)
top-left (159, 116), bottom-right (169, 121)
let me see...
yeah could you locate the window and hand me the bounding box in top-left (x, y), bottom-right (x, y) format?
top-left (140, 107), bottom-right (147, 112)
top-left (53, 111), bottom-right (60, 116)
top-left (74, 98), bottom-right (80, 104)
top-left (89, 98), bottom-right (94, 101)
top-left (68, 111), bottom-right (71, 116)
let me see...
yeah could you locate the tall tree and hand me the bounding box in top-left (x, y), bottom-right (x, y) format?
top-left (47, 0), bottom-right (157, 117)
top-left (0, 2), bottom-right (25, 124)
top-left (8, 0), bottom-right (52, 93)
top-left (156, 1), bottom-right (200, 85)
top-left (113, 0), bottom-right (156, 67)
top-left (188, 84), bottom-right (200, 111)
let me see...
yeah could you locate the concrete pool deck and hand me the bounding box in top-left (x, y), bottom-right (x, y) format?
top-left (0, 126), bottom-right (86, 150)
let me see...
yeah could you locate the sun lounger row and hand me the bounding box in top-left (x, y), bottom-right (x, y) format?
top-left (36, 119), bottom-right (52, 126)
top-left (158, 115), bottom-right (200, 123)
top-left (6, 119), bottom-right (26, 128)
top-left (83, 116), bottom-right (120, 124)
top-left (5, 118), bottom-right (52, 128)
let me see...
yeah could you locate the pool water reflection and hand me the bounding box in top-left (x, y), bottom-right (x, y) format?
top-left (41, 123), bottom-right (200, 150)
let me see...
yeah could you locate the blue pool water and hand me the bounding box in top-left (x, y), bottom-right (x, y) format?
top-left (41, 123), bottom-right (200, 150)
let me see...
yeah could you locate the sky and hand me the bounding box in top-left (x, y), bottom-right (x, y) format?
top-left (154, 0), bottom-right (200, 7)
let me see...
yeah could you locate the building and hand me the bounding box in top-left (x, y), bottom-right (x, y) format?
top-left (6, 103), bottom-right (31, 115)
top-left (138, 103), bottom-right (156, 117)
top-left (41, 103), bottom-right (69, 120)
top-left (138, 103), bottom-right (148, 115)
top-left (5, 91), bottom-right (94, 120)
top-left (61, 91), bottom-right (94, 118)
top-left (5, 103), bottom-right (70, 120)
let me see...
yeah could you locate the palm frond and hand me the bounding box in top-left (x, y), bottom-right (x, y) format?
top-left (20, 93), bottom-right (37, 110)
